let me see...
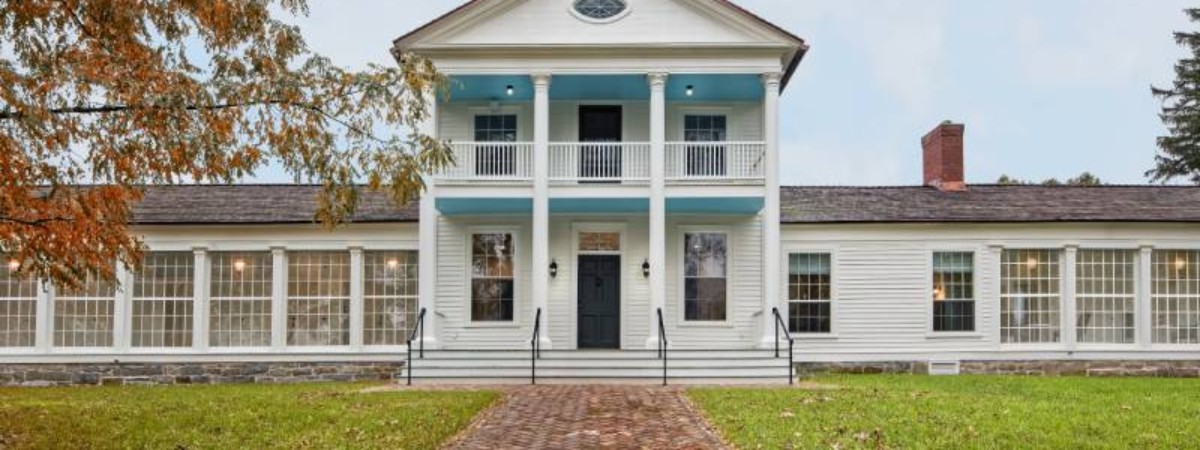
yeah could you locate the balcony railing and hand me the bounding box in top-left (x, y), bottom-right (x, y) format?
top-left (437, 141), bottom-right (765, 184)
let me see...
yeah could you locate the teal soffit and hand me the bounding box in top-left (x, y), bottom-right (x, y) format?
top-left (443, 74), bottom-right (764, 103)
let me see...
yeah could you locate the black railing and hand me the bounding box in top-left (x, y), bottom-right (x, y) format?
top-left (656, 308), bottom-right (668, 386)
top-left (406, 307), bottom-right (428, 386)
top-left (772, 307), bottom-right (795, 385)
top-left (531, 307), bottom-right (542, 385)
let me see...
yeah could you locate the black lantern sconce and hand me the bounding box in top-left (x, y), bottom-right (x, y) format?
top-left (549, 259), bottom-right (559, 278)
top-left (641, 259), bottom-right (651, 278)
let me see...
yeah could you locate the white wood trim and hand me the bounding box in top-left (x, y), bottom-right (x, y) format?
top-left (465, 226), bottom-right (524, 327)
top-left (114, 261), bottom-right (130, 352)
top-left (349, 247), bottom-right (364, 350)
top-left (1138, 246), bottom-right (1153, 349)
top-left (192, 248), bottom-right (209, 351)
top-left (270, 248), bottom-right (286, 351)
top-left (924, 246), bottom-right (984, 336)
top-left (1063, 246), bottom-right (1078, 350)
top-left (781, 244), bottom-right (839, 336)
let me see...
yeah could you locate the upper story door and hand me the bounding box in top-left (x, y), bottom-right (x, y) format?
top-left (579, 106), bottom-right (623, 181)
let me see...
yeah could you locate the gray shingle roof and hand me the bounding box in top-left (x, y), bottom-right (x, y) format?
top-left (133, 185), bottom-right (420, 225)
top-left (782, 185), bottom-right (1200, 224)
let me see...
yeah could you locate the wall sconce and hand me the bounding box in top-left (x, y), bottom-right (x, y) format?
top-left (642, 259), bottom-right (651, 278)
top-left (685, 85), bottom-right (695, 97)
top-left (505, 85), bottom-right (515, 96)
top-left (549, 259), bottom-right (558, 278)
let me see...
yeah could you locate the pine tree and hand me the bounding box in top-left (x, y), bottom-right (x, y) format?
top-left (1151, 8), bottom-right (1200, 183)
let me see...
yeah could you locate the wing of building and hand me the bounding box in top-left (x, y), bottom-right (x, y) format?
top-left (4, 0), bottom-right (1198, 385)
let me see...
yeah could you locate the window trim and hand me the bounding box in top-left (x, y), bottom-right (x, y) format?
top-left (783, 246), bottom-right (838, 338)
top-left (1149, 248), bottom-right (1200, 347)
top-left (925, 247), bottom-right (984, 339)
top-left (466, 227), bottom-right (522, 328)
top-left (361, 250), bottom-right (420, 349)
top-left (1073, 248), bottom-right (1140, 348)
top-left (468, 107), bottom-right (526, 142)
top-left (129, 251), bottom-right (197, 349)
top-left (677, 226), bottom-right (733, 327)
top-left (998, 247), bottom-right (1067, 348)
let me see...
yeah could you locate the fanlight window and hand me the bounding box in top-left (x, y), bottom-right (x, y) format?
top-left (574, 0), bottom-right (627, 20)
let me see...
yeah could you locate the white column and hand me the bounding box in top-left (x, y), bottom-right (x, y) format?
top-left (271, 247), bottom-right (287, 350)
top-left (532, 72), bottom-right (553, 348)
top-left (36, 280), bottom-right (51, 351)
top-left (416, 87), bottom-right (440, 348)
top-left (114, 261), bottom-right (130, 352)
top-left (1063, 246), bottom-right (1078, 349)
top-left (192, 248), bottom-right (208, 351)
top-left (760, 72), bottom-right (784, 347)
top-left (646, 72), bottom-right (668, 348)
top-left (1138, 246), bottom-right (1154, 348)
top-left (349, 247), bottom-right (364, 350)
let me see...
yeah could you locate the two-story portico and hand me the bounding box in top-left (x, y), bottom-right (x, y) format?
top-left (394, 0), bottom-right (806, 351)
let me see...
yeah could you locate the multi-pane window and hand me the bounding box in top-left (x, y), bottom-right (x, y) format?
top-left (1076, 250), bottom-right (1137, 344)
top-left (684, 115), bottom-right (728, 177)
top-left (1000, 249), bottom-right (1062, 344)
top-left (1152, 250), bottom-right (1200, 344)
top-left (0, 260), bottom-right (36, 347)
top-left (363, 251), bottom-right (419, 346)
top-left (684, 233), bottom-right (728, 321)
top-left (54, 273), bottom-right (115, 347)
top-left (474, 115), bottom-right (518, 177)
top-left (788, 253), bottom-right (832, 333)
top-left (287, 252), bottom-right (350, 346)
top-left (131, 252), bottom-right (194, 348)
top-left (932, 252), bottom-right (975, 332)
top-left (209, 252), bottom-right (273, 347)
top-left (472, 234), bottom-right (515, 322)
top-left (574, 0), bottom-right (627, 19)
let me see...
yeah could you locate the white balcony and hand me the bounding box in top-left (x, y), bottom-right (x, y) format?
top-left (437, 141), bottom-right (765, 185)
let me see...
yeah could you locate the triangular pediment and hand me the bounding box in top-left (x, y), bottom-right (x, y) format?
top-left (397, 0), bottom-right (802, 49)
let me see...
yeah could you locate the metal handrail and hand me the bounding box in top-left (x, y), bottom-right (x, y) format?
top-left (531, 307), bottom-right (542, 385)
top-left (772, 307), bottom-right (795, 385)
top-left (406, 307), bottom-right (428, 386)
top-left (657, 308), bottom-right (667, 386)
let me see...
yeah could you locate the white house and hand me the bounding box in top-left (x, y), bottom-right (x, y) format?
top-left (2, 0), bottom-right (1199, 385)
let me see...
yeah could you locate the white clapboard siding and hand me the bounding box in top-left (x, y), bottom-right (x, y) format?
top-left (435, 216), bottom-right (534, 349)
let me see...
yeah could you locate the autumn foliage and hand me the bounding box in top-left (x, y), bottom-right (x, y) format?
top-left (0, 0), bottom-right (450, 288)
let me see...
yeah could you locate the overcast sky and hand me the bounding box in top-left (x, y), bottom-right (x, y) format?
top-left (280, 0), bottom-right (1194, 186)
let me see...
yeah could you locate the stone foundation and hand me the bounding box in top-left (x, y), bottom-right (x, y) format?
top-left (797, 360), bottom-right (1200, 378)
top-left (0, 362), bottom-right (404, 387)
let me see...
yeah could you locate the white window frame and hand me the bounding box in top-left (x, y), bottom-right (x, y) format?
top-left (284, 250), bottom-right (353, 350)
top-left (0, 259), bottom-right (38, 352)
top-left (998, 247), bottom-right (1066, 348)
top-left (677, 226), bottom-right (733, 327)
top-left (128, 251), bottom-right (196, 352)
top-left (466, 227), bottom-right (522, 328)
top-left (361, 249), bottom-right (420, 350)
top-left (1074, 248), bottom-right (1139, 347)
top-left (1149, 248), bottom-right (1200, 347)
top-left (468, 106), bottom-right (527, 142)
top-left (49, 263), bottom-right (121, 353)
top-left (925, 247), bottom-right (984, 339)
top-left (206, 250), bottom-right (275, 351)
top-left (783, 246), bottom-right (838, 338)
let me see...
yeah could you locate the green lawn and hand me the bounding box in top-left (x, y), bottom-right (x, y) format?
top-left (0, 383), bottom-right (498, 450)
top-left (690, 375), bottom-right (1200, 449)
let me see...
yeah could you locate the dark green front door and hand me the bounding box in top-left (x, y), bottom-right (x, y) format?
top-left (577, 255), bottom-right (621, 349)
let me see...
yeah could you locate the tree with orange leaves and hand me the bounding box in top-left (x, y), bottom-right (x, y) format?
top-left (0, 0), bottom-right (451, 289)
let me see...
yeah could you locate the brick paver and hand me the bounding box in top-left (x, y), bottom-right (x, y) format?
top-left (444, 385), bottom-right (729, 450)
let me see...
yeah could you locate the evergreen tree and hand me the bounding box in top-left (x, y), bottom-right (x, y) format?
top-left (1151, 8), bottom-right (1200, 183)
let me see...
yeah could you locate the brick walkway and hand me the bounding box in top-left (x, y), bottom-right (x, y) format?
top-left (444, 385), bottom-right (729, 450)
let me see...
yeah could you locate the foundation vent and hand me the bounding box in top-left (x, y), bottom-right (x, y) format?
top-left (928, 359), bottom-right (962, 376)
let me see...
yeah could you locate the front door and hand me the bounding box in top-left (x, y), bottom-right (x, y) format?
top-left (578, 106), bottom-right (623, 181)
top-left (577, 255), bottom-right (621, 349)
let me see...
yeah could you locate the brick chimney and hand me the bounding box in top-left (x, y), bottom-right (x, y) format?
top-left (922, 121), bottom-right (966, 192)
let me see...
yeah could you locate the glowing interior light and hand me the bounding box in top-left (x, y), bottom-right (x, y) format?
top-left (1026, 257), bottom-right (1040, 271)
top-left (933, 286), bottom-right (946, 301)
top-left (387, 259), bottom-right (400, 270)
top-left (6, 260), bottom-right (18, 272)
top-left (1176, 257), bottom-right (1189, 271)
top-left (233, 259), bottom-right (247, 272)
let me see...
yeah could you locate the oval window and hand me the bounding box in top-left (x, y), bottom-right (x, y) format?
top-left (573, 0), bottom-right (628, 21)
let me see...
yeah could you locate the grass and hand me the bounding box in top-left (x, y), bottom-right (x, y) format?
top-left (0, 383), bottom-right (498, 450)
top-left (690, 375), bottom-right (1200, 449)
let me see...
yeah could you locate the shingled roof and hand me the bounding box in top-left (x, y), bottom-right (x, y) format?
top-left (782, 185), bottom-right (1200, 224)
top-left (132, 185), bottom-right (419, 225)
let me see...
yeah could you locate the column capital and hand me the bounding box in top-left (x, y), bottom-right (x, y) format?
top-left (647, 72), bottom-right (669, 88)
top-left (762, 71), bottom-right (784, 87)
top-left (531, 72), bottom-right (553, 87)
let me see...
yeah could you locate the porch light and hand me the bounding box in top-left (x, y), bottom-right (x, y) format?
top-left (505, 85), bottom-right (515, 96)
top-left (6, 260), bottom-right (18, 272)
top-left (549, 259), bottom-right (559, 278)
top-left (685, 85), bottom-right (695, 97)
top-left (233, 259), bottom-right (246, 272)
top-left (642, 259), bottom-right (650, 278)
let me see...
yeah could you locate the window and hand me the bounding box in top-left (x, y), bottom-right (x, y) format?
top-left (1152, 250), bottom-right (1200, 344)
top-left (579, 232), bottom-right (621, 252)
top-left (474, 114), bottom-right (518, 177)
top-left (684, 115), bottom-right (728, 177)
top-left (684, 233), bottom-right (727, 321)
top-left (1000, 249), bottom-right (1062, 344)
top-left (209, 252), bottom-right (273, 347)
top-left (472, 234), bottom-right (515, 322)
top-left (131, 252), bottom-right (194, 348)
top-left (54, 273), bottom-right (115, 347)
top-left (573, 0), bottom-right (627, 20)
top-left (932, 252), bottom-right (975, 332)
top-left (0, 259), bottom-right (36, 347)
top-left (788, 253), bottom-right (832, 333)
top-left (1076, 249), bottom-right (1137, 344)
top-left (287, 252), bottom-right (350, 346)
top-left (363, 251), bottom-right (419, 346)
